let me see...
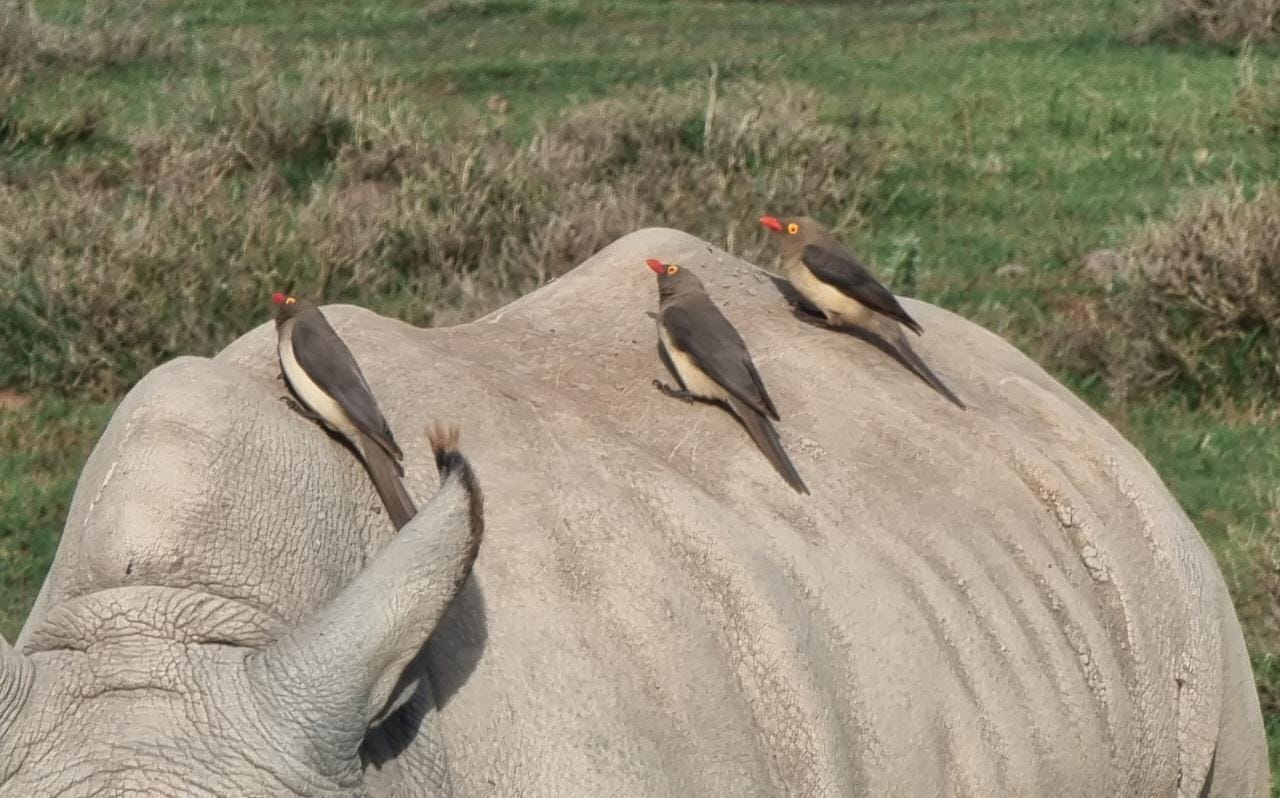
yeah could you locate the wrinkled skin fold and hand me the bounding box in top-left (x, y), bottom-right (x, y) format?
top-left (0, 228), bottom-right (1269, 797)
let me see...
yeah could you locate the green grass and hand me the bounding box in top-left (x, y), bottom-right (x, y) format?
top-left (1120, 402), bottom-right (1280, 545)
top-left (0, 400), bottom-right (111, 641)
top-left (5, 0), bottom-right (1278, 785)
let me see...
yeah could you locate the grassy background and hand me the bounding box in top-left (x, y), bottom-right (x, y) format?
top-left (2, 0), bottom-right (1277, 783)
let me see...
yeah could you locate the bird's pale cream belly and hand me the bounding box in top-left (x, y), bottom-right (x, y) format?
top-left (786, 258), bottom-right (871, 325)
top-left (658, 325), bottom-right (728, 401)
top-left (279, 319), bottom-right (359, 439)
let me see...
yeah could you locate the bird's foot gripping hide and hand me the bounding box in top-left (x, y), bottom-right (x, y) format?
top-left (651, 379), bottom-right (714, 406)
top-left (788, 304), bottom-right (832, 329)
top-left (278, 393), bottom-right (322, 422)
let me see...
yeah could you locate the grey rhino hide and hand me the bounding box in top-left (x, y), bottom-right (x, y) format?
top-left (1, 228), bottom-right (1270, 797)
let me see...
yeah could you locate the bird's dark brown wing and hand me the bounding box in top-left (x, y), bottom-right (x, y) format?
top-left (661, 297), bottom-right (780, 421)
top-left (801, 244), bottom-right (923, 334)
top-left (290, 309), bottom-right (404, 462)
top-left (744, 360), bottom-right (780, 421)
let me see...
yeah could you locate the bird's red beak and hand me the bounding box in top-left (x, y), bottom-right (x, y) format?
top-left (646, 258), bottom-right (666, 274)
top-left (271, 291), bottom-right (286, 306)
top-left (759, 216), bottom-right (783, 233)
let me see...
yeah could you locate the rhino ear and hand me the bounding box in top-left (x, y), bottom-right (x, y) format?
top-left (0, 635), bottom-right (34, 731)
top-left (248, 435), bottom-right (483, 750)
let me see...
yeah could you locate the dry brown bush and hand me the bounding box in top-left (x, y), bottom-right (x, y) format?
top-left (1051, 183), bottom-right (1280, 401)
top-left (1233, 46), bottom-right (1280, 135)
top-left (0, 0), bottom-right (183, 75)
top-left (1141, 0), bottom-right (1280, 45)
top-left (0, 51), bottom-right (883, 397)
top-left (1, 1), bottom-right (184, 157)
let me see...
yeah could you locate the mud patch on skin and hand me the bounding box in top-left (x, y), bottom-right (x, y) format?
top-left (783, 511), bottom-right (824, 547)
top-left (793, 435), bottom-right (829, 463)
top-left (1004, 442), bottom-right (1180, 793)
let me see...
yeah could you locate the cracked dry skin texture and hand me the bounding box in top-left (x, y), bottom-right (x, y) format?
top-left (1, 228), bottom-right (1268, 796)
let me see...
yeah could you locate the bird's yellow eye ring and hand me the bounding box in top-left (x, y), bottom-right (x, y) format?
top-left (284, 297), bottom-right (297, 305)
top-left (666, 264), bottom-right (679, 275)
top-left (786, 223), bottom-right (799, 235)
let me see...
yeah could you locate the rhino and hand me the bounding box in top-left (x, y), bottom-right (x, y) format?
top-left (0, 228), bottom-right (1268, 796)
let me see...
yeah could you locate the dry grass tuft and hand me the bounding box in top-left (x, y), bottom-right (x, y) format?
top-left (1140, 0), bottom-right (1280, 46)
top-left (0, 1), bottom-right (184, 75)
top-left (1234, 45), bottom-right (1280, 135)
top-left (1, 1), bottom-right (184, 159)
top-left (0, 47), bottom-right (882, 397)
top-left (1052, 183), bottom-right (1280, 401)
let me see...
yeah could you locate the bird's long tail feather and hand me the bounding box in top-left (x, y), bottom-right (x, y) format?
top-left (361, 440), bottom-right (417, 531)
top-left (728, 397), bottom-right (809, 495)
top-left (891, 328), bottom-right (967, 410)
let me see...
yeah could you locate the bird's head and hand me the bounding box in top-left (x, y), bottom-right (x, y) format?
top-left (271, 291), bottom-right (307, 324)
top-left (645, 258), bottom-right (703, 299)
top-left (759, 214), bottom-right (822, 257)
